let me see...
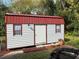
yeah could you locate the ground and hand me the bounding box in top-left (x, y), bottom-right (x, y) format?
top-left (0, 50), bottom-right (50, 59)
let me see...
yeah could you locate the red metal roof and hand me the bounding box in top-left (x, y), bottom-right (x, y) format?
top-left (5, 13), bottom-right (64, 24)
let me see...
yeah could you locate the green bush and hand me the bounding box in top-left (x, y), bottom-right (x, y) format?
top-left (65, 32), bottom-right (79, 48)
top-left (65, 39), bottom-right (79, 48)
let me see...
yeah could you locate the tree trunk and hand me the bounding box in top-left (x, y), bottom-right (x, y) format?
top-left (60, 0), bottom-right (65, 9)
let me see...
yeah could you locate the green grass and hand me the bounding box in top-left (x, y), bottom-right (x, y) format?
top-left (3, 50), bottom-right (51, 59)
top-left (65, 32), bottom-right (79, 48)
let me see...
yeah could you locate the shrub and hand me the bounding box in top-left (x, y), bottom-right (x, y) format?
top-left (65, 39), bottom-right (79, 48)
top-left (65, 32), bottom-right (79, 48)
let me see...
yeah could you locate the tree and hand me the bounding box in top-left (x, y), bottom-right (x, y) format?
top-left (0, 1), bottom-right (8, 36)
top-left (45, 0), bottom-right (56, 15)
top-left (54, 0), bottom-right (79, 32)
top-left (10, 0), bottom-right (47, 15)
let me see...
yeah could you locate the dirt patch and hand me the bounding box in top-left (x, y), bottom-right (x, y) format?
top-left (0, 51), bottom-right (10, 57)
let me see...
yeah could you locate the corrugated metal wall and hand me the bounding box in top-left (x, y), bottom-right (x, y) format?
top-left (7, 24), bottom-right (34, 49)
top-left (47, 24), bottom-right (64, 43)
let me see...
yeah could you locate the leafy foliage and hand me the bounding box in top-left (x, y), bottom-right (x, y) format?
top-left (0, 2), bottom-right (8, 36)
top-left (55, 0), bottom-right (79, 32)
top-left (45, 0), bottom-right (56, 15)
top-left (65, 32), bottom-right (79, 48)
top-left (10, 0), bottom-right (47, 15)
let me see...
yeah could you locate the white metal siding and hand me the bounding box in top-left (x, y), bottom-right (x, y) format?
top-left (7, 24), bottom-right (34, 49)
top-left (47, 24), bottom-right (64, 43)
top-left (7, 24), bottom-right (64, 49)
top-left (35, 25), bottom-right (46, 45)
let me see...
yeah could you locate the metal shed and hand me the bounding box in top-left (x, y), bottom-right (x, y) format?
top-left (5, 13), bottom-right (64, 49)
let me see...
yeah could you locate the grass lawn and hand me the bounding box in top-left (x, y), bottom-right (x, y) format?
top-left (2, 50), bottom-right (51, 59)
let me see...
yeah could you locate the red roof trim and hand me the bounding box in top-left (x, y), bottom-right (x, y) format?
top-left (5, 13), bottom-right (64, 24)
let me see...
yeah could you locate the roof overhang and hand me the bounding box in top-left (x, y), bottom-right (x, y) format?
top-left (5, 13), bottom-right (64, 24)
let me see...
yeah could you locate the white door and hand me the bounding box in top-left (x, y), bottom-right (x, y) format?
top-left (35, 25), bottom-right (46, 45)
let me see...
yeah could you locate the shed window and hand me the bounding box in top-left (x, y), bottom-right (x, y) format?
top-left (13, 24), bottom-right (22, 35)
top-left (56, 24), bottom-right (61, 33)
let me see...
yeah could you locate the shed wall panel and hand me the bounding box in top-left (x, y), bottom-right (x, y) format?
top-left (7, 24), bottom-right (34, 49)
top-left (47, 24), bottom-right (64, 43)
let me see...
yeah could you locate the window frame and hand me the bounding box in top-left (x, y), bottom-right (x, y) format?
top-left (13, 24), bottom-right (22, 35)
top-left (55, 24), bottom-right (61, 33)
